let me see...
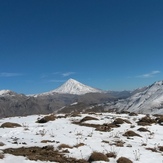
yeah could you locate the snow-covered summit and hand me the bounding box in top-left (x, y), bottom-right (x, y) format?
top-left (0, 90), bottom-right (16, 96)
top-left (39, 78), bottom-right (102, 96)
top-left (53, 78), bottom-right (102, 95)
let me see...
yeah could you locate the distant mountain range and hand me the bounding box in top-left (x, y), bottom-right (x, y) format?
top-left (0, 78), bottom-right (163, 117)
top-left (105, 81), bottom-right (163, 115)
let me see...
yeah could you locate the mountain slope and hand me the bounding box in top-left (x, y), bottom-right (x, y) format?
top-left (108, 81), bottom-right (163, 114)
top-left (39, 78), bottom-right (103, 95)
top-left (0, 90), bottom-right (17, 96)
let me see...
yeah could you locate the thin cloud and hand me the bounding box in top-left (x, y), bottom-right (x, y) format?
top-left (53, 72), bottom-right (61, 75)
top-left (0, 72), bottom-right (22, 77)
top-left (62, 72), bottom-right (75, 77)
top-left (48, 79), bottom-right (65, 83)
top-left (136, 70), bottom-right (160, 78)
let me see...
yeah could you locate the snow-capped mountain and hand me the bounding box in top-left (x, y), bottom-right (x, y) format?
top-left (0, 90), bottom-right (17, 96)
top-left (108, 81), bottom-right (163, 114)
top-left (39, 78), bottom-right (103, 96)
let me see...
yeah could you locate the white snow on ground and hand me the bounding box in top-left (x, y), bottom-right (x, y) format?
top-left (0, 112), bottom-right (163, 163)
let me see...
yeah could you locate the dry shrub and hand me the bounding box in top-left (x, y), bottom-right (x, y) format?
top-left (88, 152), bottom-right (109, 162)
top-left (113, 118), bottom-right (124, 124)
top-left (0, 153), bottom-right (4, 159)
top-left (74, 143), bottom-right (85, 148)
top-left (37, 114), bottom-right (56, 123)
top-left (155, 116), bottom-right (163, 125)
top-left (123, 130), bottom-right (141, 137)
top-left (41, 140), bottom-right (55, 143)
top-left (117, 157), bottom-right (133, 163)
top-left (114, 118), bottom-right (131, 125)
top-left (106, 152), bottom-right (117, 158)
top-left (137, 127), bottom-right (150, 132)
top-left (58, 144), bottom-right (73, 150)
top-left (80, 116), bottom-right (98, 123)
top-left (137, 116), bottom-right (156, 126)
top-left (1, 122), bottom-right (21, 128)
top-left (146, 147), bottom-right (158, 152)
top-left (113, 140), bottom-right (125, 147)
top-left (158, 146), bottom-right (163, 152)
top-left (129, 112), bottom-right (138, 116)
top-left (70, 113), bottom-right (81, 117)
top-left (0, 142), bottom-right (5, 146)
top-left (3, 146), bottom-right (88, 163)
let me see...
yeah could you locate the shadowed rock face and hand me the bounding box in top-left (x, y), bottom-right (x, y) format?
top-left (0, 92), bottom-right (115, 118)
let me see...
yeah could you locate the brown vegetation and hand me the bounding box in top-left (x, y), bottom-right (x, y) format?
top-left (58, 144), bottom-right (73, 150)
top-left (123, 130), bottom-right (141, 137)
top-left (158, 146), bottom-right (163, 152)
top-left (117, 157), bottom-right (133, 163)
top-left (129, 112), bottom-right (138, 116)
top-left (80, 116), bottom-right (98, 123)
top-left (88, 151), bottom-right (109, 162)
top-left (137, 127), bottom-right (150, 132)
top-left (113, 118), bottom-right (131, 124)
top-left (36, 114), bottom-right (56, 123)
top-left (137, 116), bottom-right (156, 126)
top-left (3, 146), bottom-right (88, 163)
top-left (1, 122), bottom-right (21, 128)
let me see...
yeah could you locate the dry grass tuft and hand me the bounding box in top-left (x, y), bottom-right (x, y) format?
top-left (3, 146), bottom-right (88, 163)
top-left (1, 122), bottom-right (21, 128)
top-left (158, 146), bottom-right (163, 152)
top-left (146, 147), bottom-right (158, 152)
top-left (123, 130), bottom-right (141, 137)
top-left (137, 127), bottom-right (150, 132)
top-left (88, 151), bottom-right (109, 162)
top-left (80, 116), bottom-right (98, 123)
top-left (0, 142), bottom-right (5, 146)
top-left (113, 118), bottom-right (131, 125)
top-left (106, 152), bottom-right (117, 158)
top-left (41, 140), bottom-right (55, 143)
top-left (117, 157), bottom-right (133, 163)
top-left (58, 144), bottom-right (73, 150)
top-left (129, 112), bottom-right (138, 116)
top-left (74, 143), bottom-right (85, 148)
top-left (37, 114), bottom-right (56, 123)
top-left (0, 153), bottom-right (4, 159)
top-left (137, 116), bottom-right (156, 126)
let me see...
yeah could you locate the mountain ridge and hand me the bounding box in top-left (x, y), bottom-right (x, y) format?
top-left (0, 79), bottom-right (163, 117)
top-left (106, 80), bottom-right (163, 114)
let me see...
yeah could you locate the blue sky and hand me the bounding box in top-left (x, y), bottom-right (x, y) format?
top-left (0, 0), bottom-right (163, 94)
